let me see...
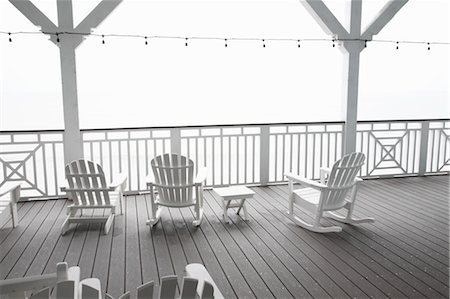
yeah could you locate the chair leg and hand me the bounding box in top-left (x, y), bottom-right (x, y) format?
top-left (104, 214), bottom-right (114, 234)
top-left (222, 200), bottom-right (230, 224)
top-left (147, 206), bottom-right (162, 227)
top-left (61, 215), bottom-right (71, 235)
top-left (118, 190), bottom-right (124, 215)
top-left (193, 201), bottom-right (203, 226)
top-left (10, 202), bottom-right (19, 228)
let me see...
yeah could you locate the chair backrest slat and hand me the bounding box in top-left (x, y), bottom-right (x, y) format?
top-left (137, 281), bottom-right (154, 299)
top-left (180, 277), bottom-right (198, 299)
top-left (322, 152), bottom-right (365, 210)
top-left (78, 160), bottom-right (96, 205)
top-left (159, 275), bottom-right (178, 299)
top-left (30, 287), bottom-right (50, 299)
top-left (65, 160), bottom-right (110, 207)
top-left (201, 281), bottom-right (215, 299)
top-left (151, 154), bottom-right (195, 206)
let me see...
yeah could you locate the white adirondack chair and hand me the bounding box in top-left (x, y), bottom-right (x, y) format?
top-left (146, 154), bottom-right (207, 227)
top-left (285, 152), bottom-right (374, 233)
top-left (0, 182), bottom-right (21, 228)
top-left (61, 159), bottom-right (127, 235)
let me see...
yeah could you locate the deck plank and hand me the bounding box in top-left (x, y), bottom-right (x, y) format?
top-left (0, 176), bottom-right (448, 298)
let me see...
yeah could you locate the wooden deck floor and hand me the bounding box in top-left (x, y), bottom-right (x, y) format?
top-left (0, 176), bottom-right (448, 298)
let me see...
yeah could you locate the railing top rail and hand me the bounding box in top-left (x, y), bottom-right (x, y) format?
top-left (357, 118), bottom-right (449, 124)
top-left (1, 118), bottom-right (448, 134)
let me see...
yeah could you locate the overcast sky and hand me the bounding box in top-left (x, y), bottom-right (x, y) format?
top-left (1, 0), bottom-right (449, 130)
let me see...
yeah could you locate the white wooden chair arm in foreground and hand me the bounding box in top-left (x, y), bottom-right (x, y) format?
top-left (0, 182), bottom-right (21, 228)
top-left (285, 152), bottom-right (374, 233)
top-left (0, 262), bottom-right (79, 299)
top-left (185, 263), bottom-right (224, 299)
top-left (1, 263), bottom-right (222, 299)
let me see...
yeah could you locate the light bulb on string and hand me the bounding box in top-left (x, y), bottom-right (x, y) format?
top-left (185, 37), bottom-right (188, 46)
top-left (396, 41), bottom-right (399, 50)
top-left (225, 38), bottom-right (227, 47)
top-left (427, 42), bottom-right (430, 51)
top-left (102, 35), bottom-right (105, 44)
top-left (8, 32), bottom-right (12, 42)
top-left (56, 33), bottom-right (60, 43)
top-left (144, 36), bottom-right (148, 45)
top-left (297, 39), bottom-right (301, 48)
top-left (262, 39), bottom-right (265, 48)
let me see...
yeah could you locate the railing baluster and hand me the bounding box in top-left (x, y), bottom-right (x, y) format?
top-left (418, 121), bottom-right (430, 176)
top-left (259, 125), bottom-right (270, 186)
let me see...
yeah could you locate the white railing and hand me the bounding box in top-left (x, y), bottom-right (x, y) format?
top-left (1, 119), bottom-right (448, 198)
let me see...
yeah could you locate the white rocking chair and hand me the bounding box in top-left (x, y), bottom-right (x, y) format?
top-left (285, 152), bottom-right (374, 233)
top-left (146, 154), bottom-right (207, 227)
top-left (61, 159), bottom-right (127, 235)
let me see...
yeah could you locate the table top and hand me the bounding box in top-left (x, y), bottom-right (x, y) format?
top-left (213, 186), bottom-right (255, 199)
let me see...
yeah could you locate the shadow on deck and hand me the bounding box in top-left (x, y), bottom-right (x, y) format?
top-left (0, 175), bottom-right (448, 298)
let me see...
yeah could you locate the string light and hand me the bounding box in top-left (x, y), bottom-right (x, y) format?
top-left (1, 31), bottom-right (448, 50)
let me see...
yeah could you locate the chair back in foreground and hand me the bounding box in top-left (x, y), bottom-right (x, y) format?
top-left (285, 152), bottom-right (374, 233)
top-left (0, 263), bottom-right (223, 299)
top-left (147, 154), bottom-right (207, 227)
top-left (61, 159), bottom-right (127, 235)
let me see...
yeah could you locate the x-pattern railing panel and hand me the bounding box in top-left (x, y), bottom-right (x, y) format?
top-left (427, 120), bottom-right (450, 173)
top-left (357, 121), bottom-right (422, 177)
top-left (0, 131), bottom-right (65, 198)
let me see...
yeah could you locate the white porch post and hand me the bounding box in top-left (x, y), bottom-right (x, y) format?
top-left (9, 0), bottom-right (121, 164)
top-left (302, 0), bottom-right (408, 154)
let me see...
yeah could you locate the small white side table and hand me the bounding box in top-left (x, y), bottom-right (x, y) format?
top-left (213, 186), bottom-right (255, 223)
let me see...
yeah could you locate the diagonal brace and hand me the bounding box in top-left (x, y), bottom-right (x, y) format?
top-left (361, 0), bottom-right (408, 40)
top-left (301, 0), bottom-right (349, 39)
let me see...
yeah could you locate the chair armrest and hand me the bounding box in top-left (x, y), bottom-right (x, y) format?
top-left (145, 175), bottom-right (155, 187)
top-left (110, 173), bottom-right (127, 191)
top-left (319, 167), bottom-right (332, 184)
top-left (355, 177), bottom-right (363, 183)
top-left (0, 182), bottom-right (21, 198)
top-left (194, 167), bottom-right (208, 185)
top-left (285, 173), bottom-right (327, 190)
top-left (320, 167), bottom-right (331, 175)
